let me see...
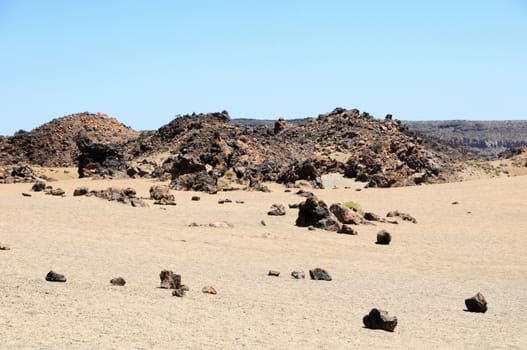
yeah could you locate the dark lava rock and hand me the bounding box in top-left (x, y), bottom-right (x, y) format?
top-left (363, 308), bottom-right (398, 332)
top-left (338, 224), bottom-right (358, 235)
top-left (159, 270), bottom-right (181, 289)
top-left (76, 133), bottom-right (128, 178)
top-left (291, 270), bottom-right (305, 279)
top-left (73, 186), bottom-right (89, 196)
top-left (149, 185), bottom-right (174, 201)
top-left (296, 196), bottom-right (341, 232)
top-left (268, 270), bottom-right (280, 277)
top-left (50, 188), bottom-right (66, 196)
top-left (110, 277), bottom-right (126, 286)
top-left (45, 270), bottom-right (67, 282)
top-left (364, 212), bottom-right (382, 222)
top-left (191, 196), bottom-right (201, 201)
top-left (376, 230), bottom-right (392, 245)
top-left (268, 204), bottom-right (286, 216)
top-left (21, 192), bottom-right (32, 197)
top-left (172, 288), bottom-right (186, 297)
top-left (32, 180), bottom-right (46, 192)
top-left (465, 292), bottom-right (488, 313)
top-left (386, 210), bottom-right (417, 223)
top-left (309, 268), bottom-right (332, 281)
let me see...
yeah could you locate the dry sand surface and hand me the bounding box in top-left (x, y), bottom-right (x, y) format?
top-left (1, 173), bottom-right (527, 349)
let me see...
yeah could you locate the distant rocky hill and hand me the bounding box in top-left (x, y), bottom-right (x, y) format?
top-left (0, 112), bottom-right (139, 167)
top-left (1, 108), bottom-right (469, 189)
top-left (405, 120), bottom-right (527, 157)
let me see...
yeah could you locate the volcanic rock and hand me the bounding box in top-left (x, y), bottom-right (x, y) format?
top-left (32, 180), bottom-right (46, 192)
top-left (376, 230), bottom-right (392, 245)
top-left (338, 224), bottom-right (358, 235)
top-left (268, 270), bottom-right (280, 277)
top-left (110, 277), bottom-right (126, 286)
top-left (363, 308), bottom-right (398, 332)
top-left (386, 210), bottom-right (417, 223)
top-left (149, 185), bottom-right (174, 201)
top-left (465, 292), bottom-right (488, 313)
top-left (159, 270), bottom-right (181, 289)
top-left (291, 270), bottom-right (305, 279)
top-left (329, 204), bottom-right (363, 225)
top-left (76, 133), bottom-right (128, 178)
top-left (73, 187), bottom-right (89, 196)
top-left (268, 204), bottom-right (286, 216)
top-left (309, 268), bottom-right (332, 281)
top-left (0, 243), bottom-right (10, 250)
top-left (296, 196), bottom-right (341, 231)
top-left (45, 270), bottom-right (67, 282)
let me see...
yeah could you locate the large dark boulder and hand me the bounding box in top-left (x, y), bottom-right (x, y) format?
top-left (465, 292), bottom-right (487, 313)
top-left (296, 195), bottom-right (341, 231)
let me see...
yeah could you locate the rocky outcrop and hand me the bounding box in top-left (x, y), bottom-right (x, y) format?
top-left (76, 134), bottom-right (128, 178)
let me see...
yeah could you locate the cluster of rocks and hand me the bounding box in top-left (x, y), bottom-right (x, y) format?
top-left (0, 164), bottom-right (37, 184)
top-left (73, 186), bottom-right (148, 207)
top-left (295, 194), bottom-right (410, 236)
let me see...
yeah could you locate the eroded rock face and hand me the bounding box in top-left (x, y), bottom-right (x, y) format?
top-left (268, 204), bottom-right (286, 216)
top-left (76, 134), bottom-right (128, 178)
top-left (363, 308), bottom-right (398, 332)
top-left (159, 270), bottom-right (181, 289)
top-left (296, 196), bottom-right (341, 231)
top-left (465, 292), bottom-right (487, 313)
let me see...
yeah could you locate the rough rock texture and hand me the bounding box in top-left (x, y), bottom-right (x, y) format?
top-left (76, 134), bottom-right (129, 178)
top-left (0, 112), bottom-right (138, 167)
top-left (89, 187), bottom-right (147, 207)
top-left (291, 270), bottom-right (305, 279)
top-left (73, 187), bottom-right (89, 196)
top-left (202, 286), bottom-right (217, 295)
top-left (149, 185), bottom-right (174, 201)
top-left (376, 230), bottom-right (392, 245)
top-left (338, 224), bottom-right (358, 235)
top-left (0, 164), bottom-right (37, 184)
top-left (309, 268), bottom-right (332, 281)
top-left (363, 308), bottom-right (398, 332)
top-left (296, 196), bottom-right (341, 231)
top-left (45, 270), bottom-right (67, 282)
top-left (267, 204), bottom-right (286, 216)
top-left (159, 270), bottom-right (181, 289)
top-left (330, 204), bottom-right (364, 225)
top-left (32, 180), bottom-right (46, 192)
top-left (465, 292), bottom-right (488, 313)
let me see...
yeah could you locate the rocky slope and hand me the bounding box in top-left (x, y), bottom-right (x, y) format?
top-left (0, 112), bottom-right (138, 167)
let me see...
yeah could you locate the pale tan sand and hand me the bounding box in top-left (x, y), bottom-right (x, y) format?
top-left (1, 174), bottom-right (527, 349)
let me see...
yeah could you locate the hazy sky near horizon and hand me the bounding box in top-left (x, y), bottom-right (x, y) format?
top-left (1, 1), bottom-right (526, 135)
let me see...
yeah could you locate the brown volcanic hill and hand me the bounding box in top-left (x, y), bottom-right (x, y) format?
top-left (0, 112), bottom-right (139, 167)
top-left (279, 108), bottom-right (465, 187)
top-left (128, 108), bottom-right (464, 189)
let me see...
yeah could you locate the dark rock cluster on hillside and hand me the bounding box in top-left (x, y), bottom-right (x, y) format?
top-left (1, 108), bottom-right (468, 190)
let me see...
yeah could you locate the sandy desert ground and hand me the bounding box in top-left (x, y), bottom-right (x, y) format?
top-left (1, 172), bottom-right (527, 349)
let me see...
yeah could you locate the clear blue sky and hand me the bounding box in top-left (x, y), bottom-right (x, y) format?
top-left (1, 0), bottom-right (526, 135)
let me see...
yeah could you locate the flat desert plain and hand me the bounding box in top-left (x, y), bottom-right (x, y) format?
top-left (1, 173), bottom-right (527, 349)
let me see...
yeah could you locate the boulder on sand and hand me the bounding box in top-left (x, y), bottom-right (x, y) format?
top-left (45, 270), bottom-right (67, 282)
top-left (465, 292), bottom-right (487, 313)
top-left (363, 308), bottom-right (398, 332)
top-left (296, 196), bottom-right (341, 231)
top-left (309, 268), bottom-right (332, 281)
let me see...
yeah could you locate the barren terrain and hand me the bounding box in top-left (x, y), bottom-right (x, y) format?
top-left (1, 173), bottom-right (526, 349)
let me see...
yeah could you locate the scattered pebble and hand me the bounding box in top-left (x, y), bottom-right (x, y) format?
top-left (45, 270), bottom-right (67, 282)
top-left (363, 308), bottom-right (398, 332)
top-left (110, 277), bottom-right (126, 286)
top-left (376, 230), bottom-right (392, 245)
top-left (268, 270), bottom-right (280, 277)
top-left (202, 286), bottom-right (217, 295)
top-left (291, 270), bottom-right (305, 279)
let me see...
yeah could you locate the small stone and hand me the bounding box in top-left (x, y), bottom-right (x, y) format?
top-left (268, 270), bottom-right (280, 277)
top-left (364, 212), bottom-right (381, 222)
top-left (465, 292), bottom-right (487, 313)
top-left (45, 270), bottom-right (67, 282)
top-left (191, 196), bottom-right (201, 201)
top-left (309, 268), bottom-right (331, 281)
top-left (261, 220), bottom-right (266, 226)
top-left (202, 286), bottom-right (217, 294)
top-left (376, 230), bottom-right (391, 245)
top-left (110, 277), bottom-right (126, 286)
top-left (131, 198), bottom-right (148, 207)
top-left (21, 192), bottom-right (32, 197)
top-left (452, 201), bottom-right (459, 205)
top-left (0, 243), bottom-right (10, 250)
top-left (363, 308), bottom-right (398, 332)
top-left (235, 200), bottom-right (245, 204)
top-left (338, 224), bottom-right (358, 235)
top-left (73, 187), bottom-right (89, 196)
top-left (291, 270), bottom-right (305, 279)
